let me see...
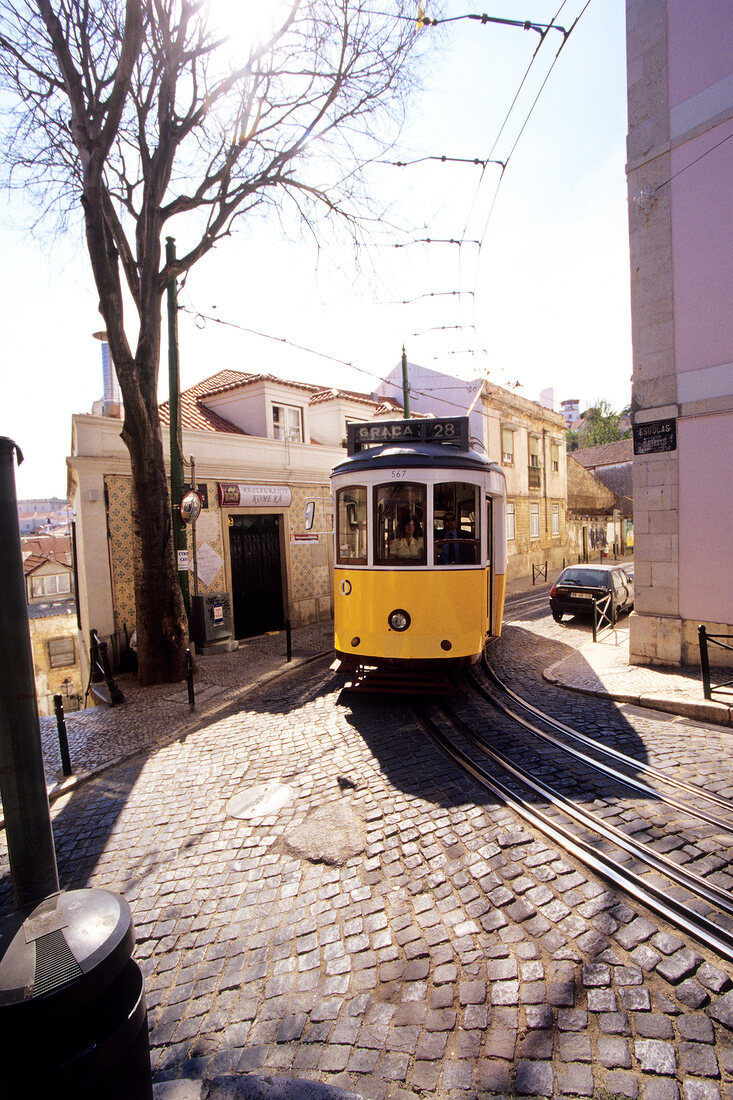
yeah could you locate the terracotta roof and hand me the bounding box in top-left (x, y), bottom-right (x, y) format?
top-left (309, 388), bottom-right (398, 410)
top-left (23, 553), bottom-right (73, 576)
top-left (160, 372), bottom-right (249, 434)
top-left (572, 438), bottom-right (633, 468)
top-left (21, 535), bottom-right (72, 558)
top-left (159, 369), bottom-right (386, 435)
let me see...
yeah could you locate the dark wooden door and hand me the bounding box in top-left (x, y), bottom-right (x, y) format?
top-left (229, 514), bottom-right (285, 639)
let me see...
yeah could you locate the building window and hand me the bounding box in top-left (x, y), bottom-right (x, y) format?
top-left (273, 404), bottom-right (303, 442)
top-left (551, 441), bottom-right (560, 473)
top-left (48, 636), bottom-right (75, 668)
top-left (501, 427), bottom-right (514, 466)
top-left (530, 502), bottom-right (540, 539)
top-left (528, 435), bottom-right (541, 488)
top-left (506, 502), bottom-right (515, 541)
top-left (31, 573), bottom-right (71, 598)
top-left (552, 503), bottom-right (560, 536)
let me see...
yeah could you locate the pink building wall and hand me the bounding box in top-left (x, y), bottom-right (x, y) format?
top-left (627, 0), bottom-right (733, 663)
top-left (670, 2), bottom-right (733, 627)
top-left (678, 414), bottom-right (733, 622)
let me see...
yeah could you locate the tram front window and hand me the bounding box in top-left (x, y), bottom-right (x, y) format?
top-left (435, 482), bottom-right (479, 565)
top-left (336, 487), bottom-right (367, 564)
top-left (375, 483), bottom-right (426, 566)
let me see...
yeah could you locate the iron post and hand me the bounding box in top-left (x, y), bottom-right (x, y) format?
top-left (699, 625), bottom-right (711, 700)
top-left (53, 694), bottom-right (73, 777)
top-left (0, 437), bottom-right (60, 908)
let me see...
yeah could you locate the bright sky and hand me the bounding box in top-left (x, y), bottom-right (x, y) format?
top-left (0, 0), bottom-right (631, 500)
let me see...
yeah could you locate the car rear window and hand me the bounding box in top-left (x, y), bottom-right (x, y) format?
top-left (557, 569), bottom-right (607, 587)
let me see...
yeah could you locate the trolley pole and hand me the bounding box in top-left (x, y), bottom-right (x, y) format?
top-left (167, 236), bottom-right (191, 624)
top-left (0, 437), bottom-right (59, 908)
top-left (401, 345), bottom-right (410, 419)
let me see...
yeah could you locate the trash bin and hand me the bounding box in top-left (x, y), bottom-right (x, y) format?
top-left (0, 888), bottom-right (153, 1099)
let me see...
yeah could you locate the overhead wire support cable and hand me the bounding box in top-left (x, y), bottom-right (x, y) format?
top-left (387, 290), bottom-right (475, 304)
top-left (414, 12), bottom-right (567, 36)
top-left (392, 238), bottom-right (481, 248)
top-left (380, 155), bottom-right (505, 169)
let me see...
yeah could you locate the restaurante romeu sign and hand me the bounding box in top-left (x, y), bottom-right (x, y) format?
top-left (218, 484), bottom-right (292, 507)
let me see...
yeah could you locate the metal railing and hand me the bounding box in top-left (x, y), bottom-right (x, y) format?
top-left (592, 593), bottom-right (614, 641)
top-left (85, 629), bottom-right (126, 707)
top-left (532, 561), bottom-right (547, 585)
top-left (698, 626), bottom-right (733, 701)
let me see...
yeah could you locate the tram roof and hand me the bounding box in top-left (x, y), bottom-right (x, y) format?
top-left (331, 441), bottom-right (498, 477)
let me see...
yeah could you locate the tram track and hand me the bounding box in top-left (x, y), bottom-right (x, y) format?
top-left (412, 664), bottom-right (733, 964)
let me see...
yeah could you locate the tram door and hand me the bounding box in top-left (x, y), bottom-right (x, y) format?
top-left (228, 514), bottom-right (285, 639)
top-left (486, 496), bottom-right (493, 631)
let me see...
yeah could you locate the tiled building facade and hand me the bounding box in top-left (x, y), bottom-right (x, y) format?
top-left (68, 371), bottom-right (399, 681)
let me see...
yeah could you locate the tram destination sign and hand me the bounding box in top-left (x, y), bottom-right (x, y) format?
top-left (633, 417), bottom-right (677, 455)
top-left (348, 416), bottom-right (469, 454)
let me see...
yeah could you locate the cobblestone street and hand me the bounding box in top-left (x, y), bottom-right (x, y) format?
top-left (2, 610), bottom-right (733, 1099)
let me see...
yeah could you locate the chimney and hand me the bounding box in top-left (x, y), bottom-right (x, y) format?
top-left (93, 331), bottom-right (122, 419)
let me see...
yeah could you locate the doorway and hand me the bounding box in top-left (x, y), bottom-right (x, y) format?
top-left (228, 514), bottom-right (285, 639)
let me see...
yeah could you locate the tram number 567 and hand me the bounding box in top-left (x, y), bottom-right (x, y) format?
top-left (391, 469), bottom-right (407, 479)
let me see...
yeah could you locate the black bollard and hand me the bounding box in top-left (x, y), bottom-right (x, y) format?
top-left (53, 693), bottom-right (73, 777)
top-left (186, 648), bottom-right (195, 711)
top-left (286, 617), bottom-right (292, 662)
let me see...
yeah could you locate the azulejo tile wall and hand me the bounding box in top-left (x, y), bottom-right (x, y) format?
top-left (105, 475), bottom-right (136, 635)
top-left (104, 476), bottom-right (334, 636)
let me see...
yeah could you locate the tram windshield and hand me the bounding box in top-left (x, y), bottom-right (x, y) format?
top-left (374, 483), bottom-right (426, 566)
top-left (336, 487), bottom-right (367, 564)
top-left (434, 482), bottom-right (480, 565)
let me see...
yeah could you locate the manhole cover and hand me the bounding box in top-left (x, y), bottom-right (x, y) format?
top-left (226, 782), bottom-right (294, 819)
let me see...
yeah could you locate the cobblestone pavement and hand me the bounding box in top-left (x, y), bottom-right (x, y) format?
top-left (3, 608), bottom-right (733, 1099)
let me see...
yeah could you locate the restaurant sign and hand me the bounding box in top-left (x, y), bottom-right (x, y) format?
top-left (632, 418), bottom-right (677, 455)
top-left (218, 484), bottom-right (292, 507)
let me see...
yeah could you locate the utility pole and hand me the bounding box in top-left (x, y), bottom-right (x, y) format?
top-left (166, 237), bottom-right (190, 624)
top-left (401, 345), bottom-right (410, 419)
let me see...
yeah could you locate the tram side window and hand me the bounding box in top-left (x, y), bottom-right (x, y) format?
top-left (434, 482), bottom-right (480, 565)
top-left (336, 487), bottom-right (367, 564)
top-left (374, 483), bottom-right (426, 566)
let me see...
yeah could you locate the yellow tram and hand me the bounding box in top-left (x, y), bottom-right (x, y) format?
top-left (331, 416), bottom-right (506, 683)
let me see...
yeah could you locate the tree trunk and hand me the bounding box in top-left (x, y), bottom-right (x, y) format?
top-left (121, 358), bottom-right (188, 687)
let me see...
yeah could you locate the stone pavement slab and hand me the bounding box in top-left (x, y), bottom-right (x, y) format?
top-left (7, 600), bottom-right (733, 1098)
top-left (3, 632), bottom-right (733, 1099)
top-left (543, 619), bottom-right (733, 727)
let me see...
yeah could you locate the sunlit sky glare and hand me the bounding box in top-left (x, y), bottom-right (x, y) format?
top-left (1, 0), bottom-right (632, 500)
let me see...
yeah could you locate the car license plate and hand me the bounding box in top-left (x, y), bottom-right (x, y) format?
top-left (569, 591), bottom-right (587, 598)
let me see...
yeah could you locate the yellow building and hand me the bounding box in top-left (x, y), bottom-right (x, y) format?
top-left (24, 549), bottom-right (83, 716)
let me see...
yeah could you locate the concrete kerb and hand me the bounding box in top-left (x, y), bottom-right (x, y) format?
top-left (543, 642), bottom-right (733, 728)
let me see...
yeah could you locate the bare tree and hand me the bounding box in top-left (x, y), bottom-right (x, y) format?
top-left (0, 0), bottom-right (420, 683)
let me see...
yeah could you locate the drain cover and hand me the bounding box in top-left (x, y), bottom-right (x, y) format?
top-left (226, 782), bottom-right (294, 819)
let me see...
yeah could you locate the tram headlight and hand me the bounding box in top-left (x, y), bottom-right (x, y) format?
top-left (388, 609), bottom-right (411, 632)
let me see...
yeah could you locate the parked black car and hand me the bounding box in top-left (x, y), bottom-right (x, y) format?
top-left (549, 563), bottom-right (635, 624)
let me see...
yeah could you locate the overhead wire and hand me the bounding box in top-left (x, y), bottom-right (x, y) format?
top-left (179, 305), bottom-right (493, 411)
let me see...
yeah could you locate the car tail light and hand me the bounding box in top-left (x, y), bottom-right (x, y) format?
top-left (550, 584), bottom-right (557, 598)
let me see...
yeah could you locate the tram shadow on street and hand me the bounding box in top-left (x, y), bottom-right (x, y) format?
top-left (339, 619), bottom-right (654, 816)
